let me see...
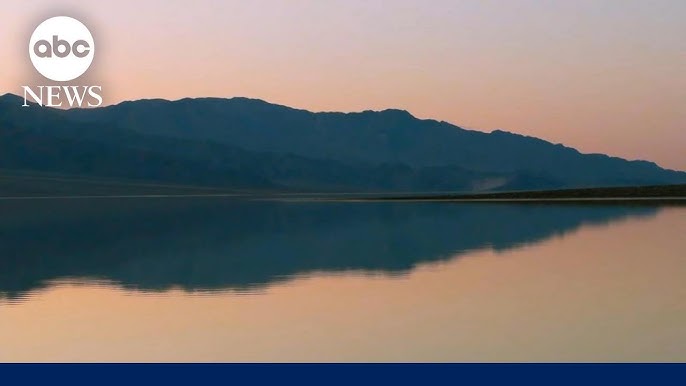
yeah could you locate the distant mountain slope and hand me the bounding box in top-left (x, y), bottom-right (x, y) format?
top-left (0, 170), bottom-right (238, 197)
top-left (68, 96), bottom-right (686, 187)
top-left (2, 94), bottom-right (539, 192)
top-left (1, 93), bottom-right (684, 192)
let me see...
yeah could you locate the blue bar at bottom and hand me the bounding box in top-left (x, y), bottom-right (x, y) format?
top-left (0, 363), bottom-right (684, 385)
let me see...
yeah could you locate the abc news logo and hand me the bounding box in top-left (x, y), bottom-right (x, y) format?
top-left (33, 35), bottom-right (92, 58)
top-left (22, 16), bottom-right (102, 107)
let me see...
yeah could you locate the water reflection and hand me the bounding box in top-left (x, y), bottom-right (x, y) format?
top-left (0, 199), bottom-right (660, 301)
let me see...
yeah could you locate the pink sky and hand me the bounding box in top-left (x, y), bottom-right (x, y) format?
top-left (2, 0), bottom-right (685, 170)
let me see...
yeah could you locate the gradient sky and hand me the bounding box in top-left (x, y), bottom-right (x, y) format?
top-left (2, 0), bottom-right (685, 170)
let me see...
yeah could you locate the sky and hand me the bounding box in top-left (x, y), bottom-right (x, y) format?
top-left (2, 0), bottom-right (685, 170)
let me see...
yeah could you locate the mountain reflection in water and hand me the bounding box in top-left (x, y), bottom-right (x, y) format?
top-left (0, 198), bottom-right (659, 300)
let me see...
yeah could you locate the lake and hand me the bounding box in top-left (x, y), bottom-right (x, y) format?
top-left (0, 198), bottom-right (684, 362)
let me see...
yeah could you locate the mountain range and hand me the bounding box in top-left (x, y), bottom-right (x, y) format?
top-left (1, 92), bottom-right (684, 193)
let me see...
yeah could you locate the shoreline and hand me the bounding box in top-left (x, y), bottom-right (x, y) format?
top-left (0, 184), bottom-right (684, 206)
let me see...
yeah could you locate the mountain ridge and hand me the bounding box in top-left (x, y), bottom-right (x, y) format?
top-left (68, 94), bottom-right (677, 171)
top-left (1, 92), bottom-right (684, 192)
top-left (3, 91), bottom-right (677, 169)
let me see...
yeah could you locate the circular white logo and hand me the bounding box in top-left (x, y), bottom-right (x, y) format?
top-left (29, 16), bottom-right (95, 82)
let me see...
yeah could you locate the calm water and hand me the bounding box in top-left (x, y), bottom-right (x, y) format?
top-left (0, 199), bottom-right (684, 362)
